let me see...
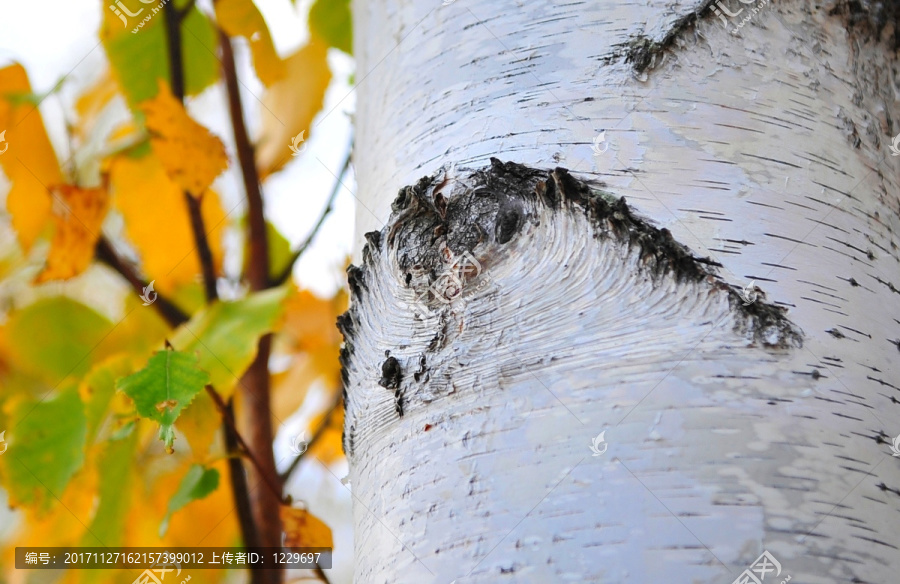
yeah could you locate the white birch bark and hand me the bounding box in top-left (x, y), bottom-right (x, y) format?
top-left (341, 0), bottom-right (900, 582)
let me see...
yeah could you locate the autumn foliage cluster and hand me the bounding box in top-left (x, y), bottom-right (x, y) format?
top-left (0, 0), bottom-right (352, 581)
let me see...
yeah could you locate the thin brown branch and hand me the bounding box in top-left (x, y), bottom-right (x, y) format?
top-left (95, 236), bottom-right (189, 327)
top-left (184, 192), bottom-right (219, 302)
top-left (222, 398), bottom-right (261, 549)
top-left (205, 385), bottom-right (286, 504)
top-left (163, 2), bottom-right (185, 101)
top-left (161, 4), bottom-right (262, 571)
top-left (236, 334), bottom-right (284, 558)
top-left (164, 2), bottom-right (218, 303)
top-left (219, 29), bottom-right (269, 291)
top-left (273, 151), bottom-right (350, 287)
top-left (280, 394), bottom-right (343, 484)
top-left (218, 26), bottom-right (283, 578)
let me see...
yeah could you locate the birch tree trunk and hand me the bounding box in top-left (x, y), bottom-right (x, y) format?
top-left (340, 0), bottom-right (900, 582)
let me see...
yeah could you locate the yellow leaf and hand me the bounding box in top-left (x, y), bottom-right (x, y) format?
top-left (256, 39), bottom-right (331, 178)
top-left (281, 288), bottom-right (347, 352)
top-left (216, 0), bottom-right (286, 86)
top-left (281, 506), bottom-right (333, 548)
top-left (0, 63), bottom-right (62, 250)
top-left (109, 152), bottom-right (226, 294)
top-left (271, 288), bottom-right (346, 422)
top-left (140, 80), bottom-right (228, 196)
top-left (35, 184), bottom-right (110, 283)
top-left (271, 355), bottom-right (318, 424)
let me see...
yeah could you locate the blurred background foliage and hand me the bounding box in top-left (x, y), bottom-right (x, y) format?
top-left (0, 0), bottom-right (355, 582)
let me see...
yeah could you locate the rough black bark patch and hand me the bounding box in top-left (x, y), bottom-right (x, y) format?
top-left (602, 0), bottom-right (716, 74)
top-left (379, 356), bottom-right (403, 390)
top-left (828, 0), bottom-right (900, 50)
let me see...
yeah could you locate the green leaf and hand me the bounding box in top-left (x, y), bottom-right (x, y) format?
top-left (309, 0), bottom-right (352, 54)
top-left (102, 0), bottom-right (220, 106)
top-left (116, 349), bottom-right (210, 453)
top-left (6, 297), bottom-right (112, 386)
top-left (81, 431), bottom-right (137, 547)
top-left (1, 385), bottom-right (87, 510)
top-left (160, 464), bottom-right (219, 536)
top-left (268, 222), bottom-right (293, 280)
top-left (170, 287), bottom-right (290, 395)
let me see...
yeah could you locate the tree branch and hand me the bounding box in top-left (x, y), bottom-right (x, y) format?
top-left (206, 385), bottom-right (286, 504)
top-left (222, 398), bottom-right (261, 549)
top-left (218, 24), bottom-right (284, 576)
top-left (165, 1), bottom-right (218, 303)
top-left (163, 2), bottom-right (185, 102)
top-left (161, 3), bottom-right (262, 569)
top-left (219, 30), bottom-right (268, 291)
top-left (273, 151), bottom-right (350, 287)
top-left (95, 236), bottom-right (189, 327)
top-left (184, 192), bottom-right (220, 302)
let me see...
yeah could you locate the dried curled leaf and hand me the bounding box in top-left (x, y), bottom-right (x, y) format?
top-left (140, 80), bottom-right (228, 196)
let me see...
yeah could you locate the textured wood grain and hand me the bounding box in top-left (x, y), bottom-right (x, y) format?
top-left (345, 0), bottom-right (900, 582)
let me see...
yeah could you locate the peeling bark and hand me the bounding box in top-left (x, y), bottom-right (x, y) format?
top-left (347, 0), bottom-right (900, 582)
